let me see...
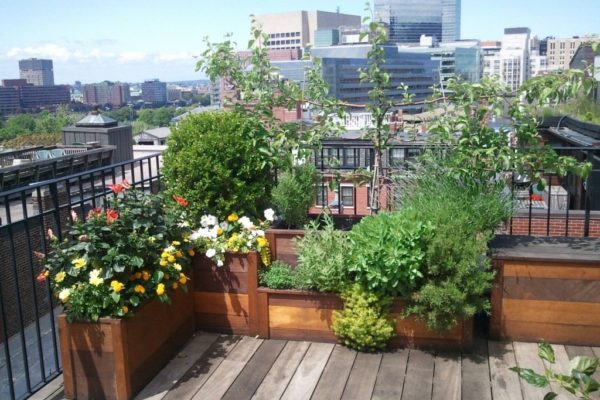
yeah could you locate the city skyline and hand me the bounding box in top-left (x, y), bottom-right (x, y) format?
top-left (0, 0), bottom-right (598, 84)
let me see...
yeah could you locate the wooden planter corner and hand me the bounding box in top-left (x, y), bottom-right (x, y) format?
top-left (59, 289), bottom-right (194, 400)
top-left (265, 228), bottom-right (305, 267)
top-left (193, 251), bottom-right (259, 335)
top-left (256, 288), bottom-right (473, 352)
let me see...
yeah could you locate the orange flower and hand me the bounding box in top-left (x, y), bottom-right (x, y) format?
top-left (134, 272), bottom-right (142, 279)
top-left (175, 251), bottom-right (182, 258)
top-left (110, 183), bottom-right (123, 194)
top-left (134, 284), bottom-right (145, 294)
top-left (173, 195), bottom-right (188, 207)
top-left (179, 273), bottom-right (188, 285)
top-left (36, 270), bottom-right (49, 283)
top-left (106, 209), bottom-right (119, 224)
top-left (122, 305), bottom-right (129, 314)
top-left (142, 271), bottom-right (150, 281)
top-left (188, 249), bottom-right (195, 257)
top-left (172, 282), bottom-right (178, 290)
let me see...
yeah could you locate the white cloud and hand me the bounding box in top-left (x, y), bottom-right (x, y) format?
top-left (6, 43), bottom-right (72, 61)
top-left (118, 51), bottom-right (147, 63)
top-left (153, 52), bottom-right (195, 63)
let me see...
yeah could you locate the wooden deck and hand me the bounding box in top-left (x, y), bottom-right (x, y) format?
top-left (33, 332), bottom-right (600, 400)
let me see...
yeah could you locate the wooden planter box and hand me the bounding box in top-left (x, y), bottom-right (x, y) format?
top-left (490, 235), bottom-right (600, 346)
top-left (58, 289), bottom-right (194, 400)
top-left (265, 228), bottom-right (305, 267)
top-left (256, 288), bottom-right (473, 351)
top-left (193, 252), bottom-right (259, 335)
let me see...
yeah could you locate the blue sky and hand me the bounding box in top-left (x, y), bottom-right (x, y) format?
top-left (0, 0), bottom-right (598, 84)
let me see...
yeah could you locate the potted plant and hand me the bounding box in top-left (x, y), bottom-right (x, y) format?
top-left (190, 210), bottom-right (273, 335)
top-left (267, 163), bottom-right (318, 266)
top-left (40, 182), bottom-right (195, 400)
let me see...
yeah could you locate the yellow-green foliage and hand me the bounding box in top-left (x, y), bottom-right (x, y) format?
top-left (332, 284), bottom-right (395, 352)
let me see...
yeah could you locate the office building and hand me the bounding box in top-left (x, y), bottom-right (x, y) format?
top-left (254, 10), bottom-right (361, 50)
top-left (19, 85), bottom-right (70, 108)
top-left (141, 79), bottom-right (167, 105)
top-left (374, 0), bottom-right (461, 44)
top-left (0, 87), bottom-right (20, 114)
top-left (547, 36), bottom-right (599, 70)
top-left (83, 81), bottom-right (131, 107)
top-left (18, 58), bottom-right (54, 86)
top-left (311, 45), bottom-right (438, 112)
top-left (483, 28), bottom-right (531, 91)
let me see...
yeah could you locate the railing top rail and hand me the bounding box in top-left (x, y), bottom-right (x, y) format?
top-left (0, 152), bottom-right (161, 198)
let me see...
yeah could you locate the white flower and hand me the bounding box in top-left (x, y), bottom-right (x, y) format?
top-left (219, 221), bottom-right (229, 230)
top-left (58, 288), bottom-right (71, 302)
top-left (200, 214), bottom-right (218, 228)
top-left (206, 248), bottom-right (216, 258)
top-left (255, 229), bottom-right (265, 237)
top-left (165, 245), bottom-right (176, 253)
top-left (264, 208), bottom-right (276, 222)
top-left (238, 216), bottom-right (254, 229)
top-left (190, 228), bottom-right (212, 241)
top-left (247, 241), bottom-right (253, 248)
top-left (89, 269), bottom-right (104, 286)
top-left (217, 260), bottom-right (224, 267)
top-left (178, 221), bottom-right (190, 228)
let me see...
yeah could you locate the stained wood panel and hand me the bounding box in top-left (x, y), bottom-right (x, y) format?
top-left (502, 299), bottom-right (600, 326)
top-left (503, 262), bottom-right (600, 280)
top-left (194, 292), bottom-right (249, 316)
top-left (503, 277), bottom-right (600, 303)
top-left (269, 305), bottom-right (335, 331)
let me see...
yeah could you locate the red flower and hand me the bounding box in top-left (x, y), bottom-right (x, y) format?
top-left (36, 270), bottom-right (48, 283)
top-left (110, 183), bottom-right (124, 194)
top-left (173, 195), bottom-right (188, 207)
top-left (106, 209), bottom-right (119, 224)
top-left (88, 208), bottom-right (103, 219)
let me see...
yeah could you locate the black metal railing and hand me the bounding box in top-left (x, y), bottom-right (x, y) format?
top-left (0, 153), bottom-right (162, 400)
top-left (311, 144), bottom-right (600, 237)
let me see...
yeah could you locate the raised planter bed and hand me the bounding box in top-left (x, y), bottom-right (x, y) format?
top-left (490, 235), bottom-right (600, 346)
top-left (58, 289), bottom-right (194, 400)
top-left (265, 228), bottom-right (305, 267)
top-left (192, 251), bottom-right (259, 335)
top-left (256, 288), bottom-right (473, 351)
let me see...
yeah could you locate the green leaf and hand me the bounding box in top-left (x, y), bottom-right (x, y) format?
top-left (570, 356), bottom-right (599, 376)
top-left (110, 292), bottom-right (120, 303)
top-left (130, 295), bottom-right (140, 307)
top-left (542, 393), bottom-right (557, 400)
top-left (538, 342), bottom-right (555, 364)
top-left (510, 367), bottom-right (549, 388)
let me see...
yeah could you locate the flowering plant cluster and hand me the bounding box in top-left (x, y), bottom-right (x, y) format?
top-left (190, 209), bottom-right (275, 267)
top-left (39, 181), bottom-right (194, 322)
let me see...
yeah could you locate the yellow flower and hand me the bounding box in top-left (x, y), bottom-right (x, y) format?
top-left (173, 263), bottom-right (182, 271)
top-left (134, 284), bottom-right (145, 294)
top-left (172, 240), bottom-right (181, 246)
top-left (179, 273), bottom-right (187, 285)
top-left (72, 258), bottom-right (87, 269)
top-left (55, 271), bottom-right (66, 283)
top-left (110, 280), bottom-right (124, 293)
top-left (172, 282), bottom-right (178, 290)
top-left (89, 269), bottom-right (103, 286)
top-left (58, 288), bottom-right (71, 303)
top-left (156, 283), bottom-right (165, 296)
top-left (188, 249), bottom-right (195, 257)
top-left (168, 255), bottom-right (176, 263)
top-left (217, 227), bottom-right (223, 236)
top-left (142, 271), bottom-right (150, 281)
top-left (161, 251), bottom-right (169, 259)
top-left (257, 237), bottom-right (268, 248)
top-left (122, 305), bottom-right (129, 314)
top-left (227, 213), bottom-right (238, 222)
top-left (148, 236), bottom-right (156, 243)
top-left (159, 259), bottom-right (168, 267)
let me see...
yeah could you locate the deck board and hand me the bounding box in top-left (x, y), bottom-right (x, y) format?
top-left (40, 333), bottom-right (600, 400)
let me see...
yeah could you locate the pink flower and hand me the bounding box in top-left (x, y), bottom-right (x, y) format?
top-left (105, 209), bottom-right (119, 224)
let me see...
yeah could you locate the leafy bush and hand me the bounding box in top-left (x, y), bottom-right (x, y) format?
top-left (259, 260), bottom-right (295, 289)
top-left (395, 168), bottom-right (513, 331)
top-left (294, 216), bottom-right (351, 293)
top-left (347, 212), bottom-right (433, 297)
top-left (271, 163), bottom-right (318, 228)
top-left (511, 342), bottom-right (599, 400)
top-left (162, 111), bottom-right (274, 221)
top-left (41, 183), bottom-right (194, 322)
top-left (332, 284), bottom-right (395, 352)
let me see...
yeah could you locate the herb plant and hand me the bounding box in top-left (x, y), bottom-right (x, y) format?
top-left (271, 163), bottom-right (318, 228)
top-left (259, 260), bottom-right (296, 289)
top-left (332, 284), bottom-right (395, 352)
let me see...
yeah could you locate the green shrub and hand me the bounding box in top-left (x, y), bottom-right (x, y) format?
top-left (271, 163), bottom-right (318, 228)
top-left (396, 168), bottom-right (512, 331)
top-left (162, 111), bottom-right (274, 220)
top-left (259, 260), bottom-right (295, 289)
top-left (332, 284), bottom-right (395, 352)
top-left (347, 212), bottom-right (433, 298)
top-left (294, 216), bottom-right (351, 293)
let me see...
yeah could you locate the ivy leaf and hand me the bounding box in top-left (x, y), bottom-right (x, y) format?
top-left (538, 342), bottom-right (555, 364)
top-left (510, 367), bottom-right (549, 388)
top-left (570, 356), bottom-right (599, 376)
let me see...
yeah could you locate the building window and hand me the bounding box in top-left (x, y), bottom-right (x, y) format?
top-left (343, 148), bottom-right (357, 167)
top-left (389, 148), bottom-right (405, 167)
top-left (316, 184), bottom-right (328, 207)
top-left (341, 186), bottom-right (354, 207)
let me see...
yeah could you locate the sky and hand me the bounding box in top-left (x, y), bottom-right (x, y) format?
top-left (0, 0), bottom-right (598, 84)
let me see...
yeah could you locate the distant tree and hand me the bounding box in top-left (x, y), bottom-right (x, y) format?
top-left (0, 114), bottom-right (37, 140)
top-left (193, 93), bottom-right (211, 106)
top-left (152, 107), bottom-right (175, 126)
top-left (105, 106), bottom-right (135, 123)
